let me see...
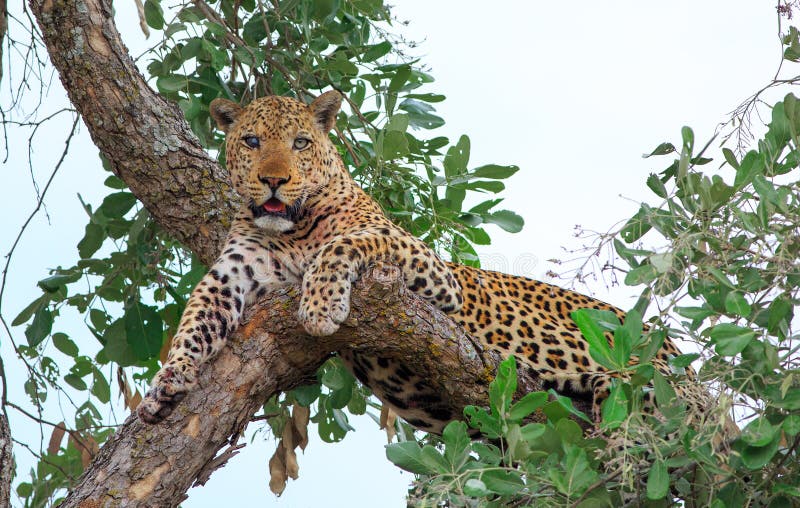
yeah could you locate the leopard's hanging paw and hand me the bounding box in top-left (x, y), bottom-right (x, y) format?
top-left (137, 361), bottom-right (197, 424)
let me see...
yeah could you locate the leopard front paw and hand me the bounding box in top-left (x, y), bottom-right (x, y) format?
top-left (298, 292), bottom-right (350, 337)
top-left (137, 363), bottom-right (197, 424)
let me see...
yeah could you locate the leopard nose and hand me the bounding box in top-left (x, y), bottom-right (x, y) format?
top-left (259, 176), bottom-right (289, 190)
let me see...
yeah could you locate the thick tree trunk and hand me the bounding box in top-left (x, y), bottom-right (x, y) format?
top-left (30, 0), bottom-right (234, 266)
top-left (28, 0), bottom-right (576, 505)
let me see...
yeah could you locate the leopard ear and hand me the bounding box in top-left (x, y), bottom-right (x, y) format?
top-left (310, 91), bottom-right (342, 133)
top-left (209, 98), bottom-right (243, 133)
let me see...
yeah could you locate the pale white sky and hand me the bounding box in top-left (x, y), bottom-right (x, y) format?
top-left (0, 1), bottom-right (781, 506)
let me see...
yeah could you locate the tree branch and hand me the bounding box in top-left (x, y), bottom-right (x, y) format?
top-left (57, 265), bottom-right (554, 507)
top-left (0, 413), bottom-right (11, 508)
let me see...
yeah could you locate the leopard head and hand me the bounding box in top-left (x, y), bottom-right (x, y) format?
top-left (210, 91), bottom-right (343, 233)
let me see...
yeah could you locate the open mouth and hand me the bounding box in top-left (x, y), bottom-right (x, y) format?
top-left (262, 198), bottom-right (287, 214)
top-left (249, 197), bottom-right (302, 222)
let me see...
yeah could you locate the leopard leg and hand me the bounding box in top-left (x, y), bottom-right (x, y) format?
top-left (298, 225), bottom-right (463, 336)
top-left (138, 223), bottom-right (277, 423)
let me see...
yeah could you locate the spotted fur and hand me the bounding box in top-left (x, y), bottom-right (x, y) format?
top-left (138, 92), bottom-right (690, 429)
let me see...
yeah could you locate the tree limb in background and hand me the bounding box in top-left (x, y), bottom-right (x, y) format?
top-left (0, 413), bottom-right (11, 507)
top-left (0, 0), bottom-right (6, 84)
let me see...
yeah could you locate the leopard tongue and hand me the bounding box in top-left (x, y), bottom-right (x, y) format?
top-left (263, 198), bottom-right (286, 213)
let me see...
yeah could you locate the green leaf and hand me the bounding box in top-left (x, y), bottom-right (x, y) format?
top-left (463, 478), bottom-right (489, 497)
top-left (156, 75), bottom-right (188, 93)
top-left (489, 356), bottom-right (517, 414)
top-left (675, 305), bottom-right (714, 322)
top-left (710, 323), bottom-right (755, 356)
top-left (385, 441), bottom-right (432, 474)
top-left (464, 405), bottom-right (502, 438)
top-left (601, 383), bottom-right (628, 429)
top-left (482, 469), bottom-right (524, 495)
top-left (571, 309), bottom-right (616, 370)
top-left (12, 294), bottom-right (50, 326)
top-left (724, 292), bottom-right (751, 317)
top-left (144, 0), bottom-right (165, 29)
top-left (643, 142), bottom-right (675, 158)
top-left (734, 151), bottom-right (764, 187)
top-left (103, 319), bottom-right (138, 366)
top-left (741, 417), bottom-right (778, 447)
top-left (471, 164), bottom-right (519, 179)
top-left (442, 421), bottom-right (471, 470)
top-left (25, 307), bottom-right (53, 347)
top-left (545, 390), bottom-right (592, 424)
top-left (52, 333), bottom-right (79, 357)
top-left (508, 392), bottom-right (547, 421)
top-left (646, 460), bottom-right (669, 499)
top-left (484, 210), bottom-right (524, 233)
top-left (740, 435), bottom-right (780, 470)
top-left (624, 264), bottom-right (658, 286)
top-left (64, 373), bottom-right (87, 391)
top-left (99, 192), bottom-right (137, 218)
top-left (321, 361), bottom-right (352, 390)
top-left (78, 223), bottom-right (105, 259)
top-left (646, 174), bottom-right (668, 198)
top-left (653, 370), bottom-right (676, 407)
top-left (362, 41), bottom-right (392, 62)
top-left (420, 445), bottom-right (449, 474)
top-left (722, 147), bottom-right (739, 169)
top-left (784, 415), bottom-right (800, 436)
top-left (669, 353), bottom-right (699, 369)
top-left (291, 383), bottom-right (321, 406)
top-left (92, 369), bottom-right (111, 403)
top-left (767, 297), bottom-right (793, 338)
top-left (443, 135), bottom-right (470, 178)
top-left (38, 272), bottom-right (81, 292)
top-left (124, 302), bottom-right (164, 360)
top-left (381, 130), bottom-right (409, 159)
top-left (620, 205), bottom-right (652, 243)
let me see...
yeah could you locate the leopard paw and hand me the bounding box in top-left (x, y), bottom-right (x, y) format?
top-left (298, 293), bottom-right (350, 336)
top-left (137, 363), bottom-right (196, 424)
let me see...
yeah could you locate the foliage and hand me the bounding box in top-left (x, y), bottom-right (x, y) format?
top-left (388, 17), bottom-right (800, 507)
top-left (4, 0), bottom-right (522, 505)
top-left (387, 357), bottom-right (615, 506)
top-left (392, 98), bottom-right (800, 508)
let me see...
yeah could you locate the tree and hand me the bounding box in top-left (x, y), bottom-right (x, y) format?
top-left (3, 0), bottom-right (800, 506)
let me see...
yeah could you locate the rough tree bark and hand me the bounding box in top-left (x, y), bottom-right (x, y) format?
top-left (27, 0), bottom-right (577, 506)
top-left (0, 414), bottom-right (12, 508)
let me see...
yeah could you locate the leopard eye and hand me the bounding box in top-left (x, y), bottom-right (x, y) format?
top-left (242, 135), bottom-right (260, 149)
top-left (293, 137), bottom-right (310, 150)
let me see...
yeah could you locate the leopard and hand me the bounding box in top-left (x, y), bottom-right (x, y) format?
top-left (137, 90), bottom-right (693, 433)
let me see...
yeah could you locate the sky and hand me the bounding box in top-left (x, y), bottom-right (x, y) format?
top-left (0, 1), bottom-right (782, 506)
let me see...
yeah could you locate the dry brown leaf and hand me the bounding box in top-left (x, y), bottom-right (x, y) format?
top-left (292, 405), bottom-right (310, 451)
top-left (47, 422), bottom-right (66, 455)
top-left (117, 368), bottom-right (133, 408)
top-left (281, 422), bottom-right (299, 479)
top-left (380, 405), bottom-right (397, 443)
top-left (268, 442), bottom-right (288, 496)
top-left (129, 390), bottom-right (143, 411)
top-left (132, 0), bottom-right (150, 38)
